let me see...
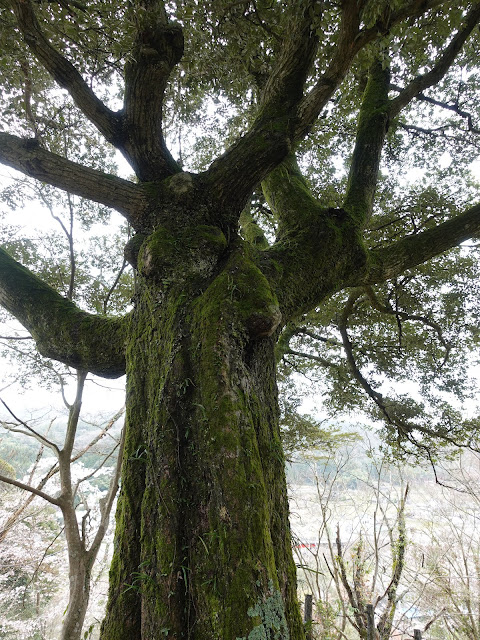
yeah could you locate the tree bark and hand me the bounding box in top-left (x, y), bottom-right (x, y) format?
top-left (61, 550), bottom-right (92, 640)
top-left (100, 228), bottom-right (303, 639)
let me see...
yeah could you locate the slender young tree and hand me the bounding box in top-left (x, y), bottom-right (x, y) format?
top-left (1, 1), bottom-right (480, 638)
top-left (0, 382), bottom-right (125, 640)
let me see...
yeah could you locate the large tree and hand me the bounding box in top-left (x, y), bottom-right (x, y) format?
top-left (1, 1), bottom-right (480, 638)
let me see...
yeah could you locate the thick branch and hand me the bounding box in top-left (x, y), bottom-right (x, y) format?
top-left (11, 0), bottom-right (122, 144)
top-left (389, 3), bottom-right (480, 119)
top-left (0, 248), bottom-right (127, 377)
top-left (0, 132), bottom-right (147, 227)
top-left (206, 1), bottom-right (447, 213)
top-left (295, 0), bottom-right (365, 140)
top-left (361, 203), bottom-right (480, 284)
top-left (343, 60), bottom-right (390, 225)
top-left (122, 1), bottom-right (183, 180)
top-left (295, 0), bottom-right (447, 139)
top-left (205, 1), bottom-right (319, 210)
top-left (262, 155), bottom-right (367, 320)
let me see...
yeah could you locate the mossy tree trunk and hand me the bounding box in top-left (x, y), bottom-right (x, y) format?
top-left (100, 221), bottom-right (303, 639)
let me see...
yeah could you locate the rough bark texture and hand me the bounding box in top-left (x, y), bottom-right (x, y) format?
top-left (100, 214), bottom-right (302, 639)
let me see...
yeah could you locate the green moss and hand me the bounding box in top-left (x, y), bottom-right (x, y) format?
top-left (236, 582), bottom-right (290, 640)
top-left (0, 246), bottom-right (127, 377)
top-left (192, 241), bottom-right (281, 340)
top-left (138, 224), bottom-right (227, 288)
top-left (343, 60), bottom-right (390, 224)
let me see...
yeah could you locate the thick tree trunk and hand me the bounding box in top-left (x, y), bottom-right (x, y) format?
top-left (100, 227), bottom-right (303, 639)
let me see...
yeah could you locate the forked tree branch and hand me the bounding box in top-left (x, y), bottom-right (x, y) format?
top-left (262, 154), bottom-right (368, 319)
top-left (0, 248), bottom-right (127, 377)
top-left (122, 0), bottom-right (183, 179)
top-left (295, 0), bottom-right (449, 139)
top-left (205, 1), bottom-right (319, 210)
top-left (11, 0), bottom-right (183, 180)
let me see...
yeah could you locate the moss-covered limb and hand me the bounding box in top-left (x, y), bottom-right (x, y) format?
top-left (239, 208), bottom-right (270, 250)
top-left (357, 202), bottom-right (480, 286)
top-left (204, 1), bottom-right (445, 215)
top-left (261, 155), bottom-right (367, 321)
top-left (262, 154), bottom-right (319, 237)
top-left (0, 247), bottom-right (127, 377)
top-left (295, 0), bottom-right (366, 140)
top-left (343, 60), bottom-right (390, 225)
top-left (0, 133), bottom-right (147, 227)
top-left (389, 3), bottom-right (480, 120)
top-left (295, 0), bottom-right (449, 140)
top-left (122, 2), bottom-right (183, 180)
top-left (275, 322), bottom-right (298, 364)
top-left (258, 1), bottom-right (318, 118)
top-left (11, 0), bottom-right (121, 145)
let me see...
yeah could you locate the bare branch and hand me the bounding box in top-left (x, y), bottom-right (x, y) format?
top-left (71, 406), bottom-right (125, 464)
top-left (0, 399), bottom-right (60, 453)
top-left (391, 84), bottom-right (480, 135)
top-left (0, 473), bottom-right (61, 506)
top-left (285, 348), bottom-right (339, 369)
top-left (88, 424), bottom-right (125, 558)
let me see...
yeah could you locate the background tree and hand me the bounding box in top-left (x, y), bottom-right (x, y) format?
top-left (0, 125), bottom-right (127, 639)
top-left (1, 1), bottom-right (480, 638)
top-left (409, 452), bottom-right (480, 640)
top-left (291, 447), bottom-right (426, 640)
top-left (0, 482), bottom-right (63, 640)
top-left (0, 379), bottom-right (124, 640)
